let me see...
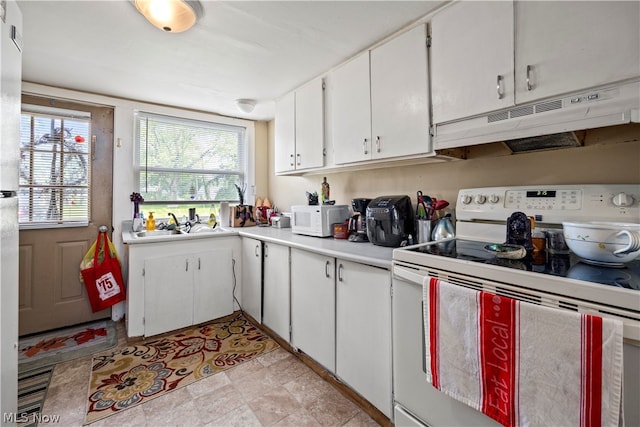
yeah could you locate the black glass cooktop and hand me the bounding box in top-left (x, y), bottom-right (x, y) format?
top-left (408, 239), bottom-right (640, 290)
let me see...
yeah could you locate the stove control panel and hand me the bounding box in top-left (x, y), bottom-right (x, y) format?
top-left (456, 185), bottom-right (640, 224)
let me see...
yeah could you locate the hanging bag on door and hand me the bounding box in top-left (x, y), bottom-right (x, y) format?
top-left (80, 231), bottom-right (126, 312)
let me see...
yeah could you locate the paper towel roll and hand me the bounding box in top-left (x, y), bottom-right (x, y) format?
top-left (220, 202), bottom-right (230, 227)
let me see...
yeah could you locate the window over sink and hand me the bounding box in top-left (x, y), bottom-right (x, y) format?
top-left (134, 111), bottom-right (247, 219)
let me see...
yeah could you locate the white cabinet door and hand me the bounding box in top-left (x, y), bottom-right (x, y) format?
top-left (331, 51), bottom-right (372, 164)
top-left (241, 237), bottom-right (262, 322)
top-left (262, 242), bottom-right (290, 341)
top-left (514, 1), bottom-right (640, 104)
top-left (431, 1), bottom-right (514, 123)
top-left (144, 255), bottom-right (193, 337)
top-left (295, 78), bottom-right (325, 170)
top-left (193, 249), bottom-right (234, 325)
top-left (370, 24), bottom-right (432, 159)
top-left (336, 260), bottom-right (392, 418)
top-left (127, 237), bottom-right (241, 338)
top-left (290, 248), bottom-right (336, 372)
top-left (274, 91), bottom-right (296, 174)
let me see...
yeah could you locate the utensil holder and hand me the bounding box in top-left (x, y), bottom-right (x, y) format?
top-left (416, 219), bottom-right (435, 244)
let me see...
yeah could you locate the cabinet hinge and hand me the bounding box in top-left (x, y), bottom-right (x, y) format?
top-left (322, 81), bottom-right (326, 90)
top-left (142, 317), bottom-right (145, 325)
top-left (430, 124), bottom-right (437, 138)
top-left (426, 34), bottom-right (432, 48)
top-left (322, 147), bottom-right (326, 157)
top-left (142, 267), bottom-right (145, 277)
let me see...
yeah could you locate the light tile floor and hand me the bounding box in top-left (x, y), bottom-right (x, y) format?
top-left (40, 320), bottom-right (381, 426)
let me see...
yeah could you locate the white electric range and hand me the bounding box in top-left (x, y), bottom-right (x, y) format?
top-left (391, 184), bottom-right (640, 427)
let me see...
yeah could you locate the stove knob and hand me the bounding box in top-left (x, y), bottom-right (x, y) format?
top-left (489, 194), bottom-right (500, 204)
top-left (461, 194), bottom-right (472, 205)
top-left (474, 194), bottom-right (487, 205)
top-left (612, 192), bottom-right (635, 207)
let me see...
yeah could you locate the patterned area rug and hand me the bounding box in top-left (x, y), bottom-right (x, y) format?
top-left (18, 319), bottom-right (117, 373)
top-left (84, 313), bottom-right (279, 425)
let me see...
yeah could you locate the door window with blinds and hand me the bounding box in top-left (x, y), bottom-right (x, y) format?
top-left (135, 112), bottom-right (246, 217)
top-left (19, 106), bottom-right (91, 228)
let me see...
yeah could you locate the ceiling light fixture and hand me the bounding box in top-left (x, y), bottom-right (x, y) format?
top-left (134, 0), bottom-right (203, 33)
top-left (235, 99), bottom-right (257, 114)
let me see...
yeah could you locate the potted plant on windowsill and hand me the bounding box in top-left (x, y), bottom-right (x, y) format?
top-left (231, 183), bottom-right (255, 227)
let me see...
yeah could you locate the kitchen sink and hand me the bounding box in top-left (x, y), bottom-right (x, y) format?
top-left (124, 224), bottom-right (231, 244)
top-left (134, 229), bottom-right (186, 238)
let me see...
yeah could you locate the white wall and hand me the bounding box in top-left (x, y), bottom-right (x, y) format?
top-left (266, 122), bottom-right (640, 213)
top-left (21, 82), bottom-right (265, 318)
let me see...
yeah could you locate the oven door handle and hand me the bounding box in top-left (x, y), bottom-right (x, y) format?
top-left (395, 264), bottom-right (432, 373)
top-left (394, 265), bottom-right (428, 285)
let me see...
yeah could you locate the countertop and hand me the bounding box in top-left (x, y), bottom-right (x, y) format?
top-left (237, 226), bottom-right (394, 269)
top-left (122, 221), bottom-right (394, 269)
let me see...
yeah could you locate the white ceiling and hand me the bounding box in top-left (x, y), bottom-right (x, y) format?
top-left (17, 1), bottom-right (446, 121)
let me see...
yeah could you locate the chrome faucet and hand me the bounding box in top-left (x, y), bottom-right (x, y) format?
top-left (168, 213), bottom-right (180, 229)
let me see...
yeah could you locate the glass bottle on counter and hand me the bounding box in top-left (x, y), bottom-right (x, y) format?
top-left (321, 177), bottom-right (330, 204)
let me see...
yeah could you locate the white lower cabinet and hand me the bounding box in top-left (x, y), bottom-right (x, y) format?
top-left (262, 242), bottom-right (290, 341)
top-left (290, 248), bottom-right (336, 372)
top-left (126, 237), bottom-right (240, 338)
top-left (144, 254), bottom-right (194, 337)
top-left (336, 259), bottom-right (392, 418)
top-left (193, 250), bottom-right (235, 324)
top-left (142, 249), bottom-right (233, 337)
top-left (241, 237), bottom-right (263, 322)
top-left (289, 248), bottom-right (392, 417)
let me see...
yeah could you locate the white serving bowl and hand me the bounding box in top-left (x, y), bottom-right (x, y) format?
top-left (562, 221), bottom-right (640, 266)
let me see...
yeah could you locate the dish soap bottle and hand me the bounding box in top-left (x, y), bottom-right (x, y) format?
top-left (146, 211), bottom-right (155, 231)
top-left (321, 177), bottom-right (330, 204)
top-left (208, 213), bottom-right (217, 228)
top-left (132, 213), bottom-right (143, 232)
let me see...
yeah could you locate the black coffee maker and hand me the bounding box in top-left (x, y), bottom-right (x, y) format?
top-left (348, 198), bottom-right (372, 242)
top-left (366, 195), bottom-right (415, 247)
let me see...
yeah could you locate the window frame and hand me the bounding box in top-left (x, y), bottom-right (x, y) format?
top-left (18, 104), bottom-right (92, 230)
top-left (133, 111), bottom-right (250, 213)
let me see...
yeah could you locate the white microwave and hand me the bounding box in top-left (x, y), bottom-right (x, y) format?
top-left (291, 205), bottom-right (350, 237)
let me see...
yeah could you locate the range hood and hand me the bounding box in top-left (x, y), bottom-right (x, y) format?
top-left (433, 80), bottom-right (640, 150)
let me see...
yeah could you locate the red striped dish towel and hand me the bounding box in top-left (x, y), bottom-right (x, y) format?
top-left (423, 277), bottom-right (624, 427)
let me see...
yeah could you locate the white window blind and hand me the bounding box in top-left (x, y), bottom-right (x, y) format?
top-left (135, 112), bottom-right (246, 204)
top-left (19, 106), bottom-right (91, 228)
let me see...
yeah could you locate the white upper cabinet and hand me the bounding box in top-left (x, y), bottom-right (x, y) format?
top-left (331, 52), bottom-right (372, 164)
top-left (431, 1), bottom-right (515, 124)
top-left (295, 78), bottom-right (325, 170)
top-left (331, 24), bottom-right (432, 165)
top-left (274, 91), bottom-right (295, 174)
top-left (431, 1), bottom-right (640, 125)
top-left (275, 78), bottom-right (324, 174)
top-left (514, 1), bottom-right (640, 105)
top-left (370, 24), bottom-right (431, 160)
